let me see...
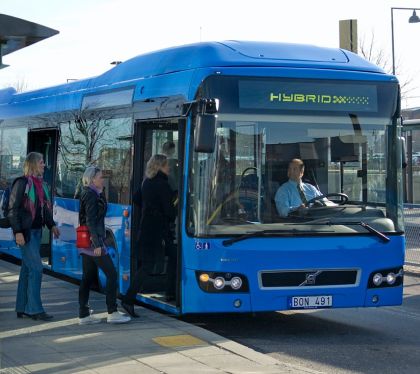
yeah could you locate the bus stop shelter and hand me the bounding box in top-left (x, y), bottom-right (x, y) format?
top-left (0, 13), bottom-right (58, 69)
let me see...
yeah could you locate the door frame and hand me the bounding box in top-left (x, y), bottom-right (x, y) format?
top-left (131, 118), bottom-right (184, 309)
top-left (27, 128), bottom-right (59, 266)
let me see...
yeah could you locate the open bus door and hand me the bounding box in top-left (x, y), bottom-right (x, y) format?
top-left (27, 128), bottom-right (58, 267)
top-left (132, 119), bottom-right (182, 311)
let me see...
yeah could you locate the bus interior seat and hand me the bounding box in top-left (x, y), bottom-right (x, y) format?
top-left (239, 173), bottom-right (258, 189)
top-left (238, 172), bottom-right (260, 221)
top-left (264, 163), bottom-right (289, 222)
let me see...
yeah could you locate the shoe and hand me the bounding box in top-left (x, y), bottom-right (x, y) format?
top-left (79, 314), bottom-right (102, 325)
top-left (121, 302), bottom-right (139, 318)
top-left (107, 311), bottom-right (131, 324)
top-left (17, 312), bottom-right (32, 318)
top-left (31, 312), bottom-right (53, 321)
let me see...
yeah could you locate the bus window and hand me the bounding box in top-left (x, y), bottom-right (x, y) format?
top-left (56, 114), bottom-right (133, 203)
top-left (141, 128), bottom-right (179, 192)
top-left (188, 114), bottom-right (394, 235)
top-left (0, 127), bottom-right (28, 198)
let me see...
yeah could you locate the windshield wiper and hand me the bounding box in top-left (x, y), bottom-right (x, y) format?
top-left (313, 220), bottom-right (390, 243)
top-left (222, 220), bottom-right (390, 247)
top-left (222, 229), bottom-right (332, 247)
top-left (220, 217), bottom-right (255, 225)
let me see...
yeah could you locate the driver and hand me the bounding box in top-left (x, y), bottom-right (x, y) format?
top-left (274, 158), bottom-right (322, 217)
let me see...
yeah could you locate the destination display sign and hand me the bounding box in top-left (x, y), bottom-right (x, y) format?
top-left (238, 80), bottom-right (378, 112)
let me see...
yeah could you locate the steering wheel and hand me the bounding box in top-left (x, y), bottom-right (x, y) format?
top-left (306, 193), bottom-right (349, 206)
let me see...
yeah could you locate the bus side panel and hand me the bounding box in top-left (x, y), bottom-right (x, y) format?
top-left (52, 198), bottom-right (82, 279)
top-left (0, 228), bottom-right (21, 259)
top-left (105, 203), bottom-right (132, 294)
top-left (52, 197), bottom-right (131, 293)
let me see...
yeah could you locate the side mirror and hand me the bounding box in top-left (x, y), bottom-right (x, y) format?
top-left (194, 113), bottom-right (217, 153)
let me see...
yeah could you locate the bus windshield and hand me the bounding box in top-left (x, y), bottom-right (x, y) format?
top-left (187, 76), bottom-right (402, 237)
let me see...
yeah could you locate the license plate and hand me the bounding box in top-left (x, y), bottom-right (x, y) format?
top-left (289, 295), bottom-right (333, 309)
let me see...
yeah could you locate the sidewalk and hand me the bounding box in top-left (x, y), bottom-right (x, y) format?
top-left (0, 260), bottom-right (313, 374)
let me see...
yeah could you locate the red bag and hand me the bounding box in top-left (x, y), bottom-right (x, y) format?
top-left (76, 225), bottom-right (91, 249)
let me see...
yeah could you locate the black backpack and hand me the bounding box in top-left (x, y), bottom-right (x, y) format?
top-left (0, 186), bottom-right (11, 228)
top-left (0, 178), bottom-right (23, 229)
top-left (1, 186), bottom-right (11, 218)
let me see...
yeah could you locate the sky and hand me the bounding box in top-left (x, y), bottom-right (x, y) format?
top-left (1, 0), bottom-right (420, 109)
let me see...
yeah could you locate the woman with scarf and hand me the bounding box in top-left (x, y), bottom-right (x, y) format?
top-left (8, 152), bottom-right (60, 321)
top-left (77, 166), bottom-right (130, 325)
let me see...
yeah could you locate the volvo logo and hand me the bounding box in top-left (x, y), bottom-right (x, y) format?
top-left (299, 270), bottom-right (323, 286)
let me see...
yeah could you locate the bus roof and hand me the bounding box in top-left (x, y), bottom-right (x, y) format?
top-left (98, 40), bottom-right (385, 83)
top-left (0, 40), bottom-right (387, 107)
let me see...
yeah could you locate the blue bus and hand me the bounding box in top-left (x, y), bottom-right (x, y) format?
top-left (0, 41), bottom-right (404, 314)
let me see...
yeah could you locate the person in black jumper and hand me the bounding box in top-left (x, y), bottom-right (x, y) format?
top-left (121, 154), bottom-right (177, 317)
top-left (78, 166), bottom-right (130, 325)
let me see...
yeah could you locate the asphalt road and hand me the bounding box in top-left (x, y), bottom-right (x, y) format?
top-left (182, 274), bottom-right (420, 374)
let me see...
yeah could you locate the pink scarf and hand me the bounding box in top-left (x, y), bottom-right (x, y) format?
top-left (29, 175), bottom-right (44, 207)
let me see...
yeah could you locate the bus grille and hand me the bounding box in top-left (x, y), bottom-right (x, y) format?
top-left (260, 269), bottom-right (358, 288)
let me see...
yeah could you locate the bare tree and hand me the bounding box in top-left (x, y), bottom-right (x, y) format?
top-left (51, 108), bottom-right (132, 202)
top-left (359, 31), bottom-right (416, 101)
top-left (1, 77), bottom-right (29, 93)
top-left (59, 110), bottom-right (114, 170)
top-left (57, 109), bottom-right (116, 197)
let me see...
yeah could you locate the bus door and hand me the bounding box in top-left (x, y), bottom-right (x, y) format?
top-left (27, 128), bottom-right (59, 266)
top-left (132, 120), bottom-right (181, 306)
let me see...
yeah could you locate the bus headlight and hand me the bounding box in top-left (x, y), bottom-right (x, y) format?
top-left (369, 267), bottom-right (403, 288)
top-left (213, 277), bottom-right (225, 290)
top-left (373, 273), bottom-right (383, 286)
top-left (195, 271), bottom-right (249, 293)
top-left (230, 277), bottom-right (243, 290)
top-left (386, 272), bottom-right (396, 285)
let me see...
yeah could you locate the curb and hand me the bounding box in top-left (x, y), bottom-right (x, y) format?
top-left (154, 313), bottom-right (323, 373)
top-left (404, 265), bottom-right (420, 277)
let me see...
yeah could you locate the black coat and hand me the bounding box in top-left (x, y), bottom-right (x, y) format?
top-left (8, 176), bottom-right (55, 239)
top-left (79, 186), bottom-right (107, 248)
top-left (138, 171), bottom-right (176, 248)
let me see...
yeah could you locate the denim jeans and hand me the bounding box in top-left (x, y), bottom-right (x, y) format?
top-left (15, 229), bottom-right (44, 315)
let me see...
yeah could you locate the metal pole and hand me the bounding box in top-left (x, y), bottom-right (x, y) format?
top-left (407, 132), bottom-right (413, 203)
top-left (390, 7), bottom-right (420, 76)
top-left (391, 8), bottom-right (396, 75)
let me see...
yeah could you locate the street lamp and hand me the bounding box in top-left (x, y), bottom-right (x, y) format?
top-left (391, 7), bottom-right (420, 75)
top-left (409, 10), bottom-right (420, 23)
